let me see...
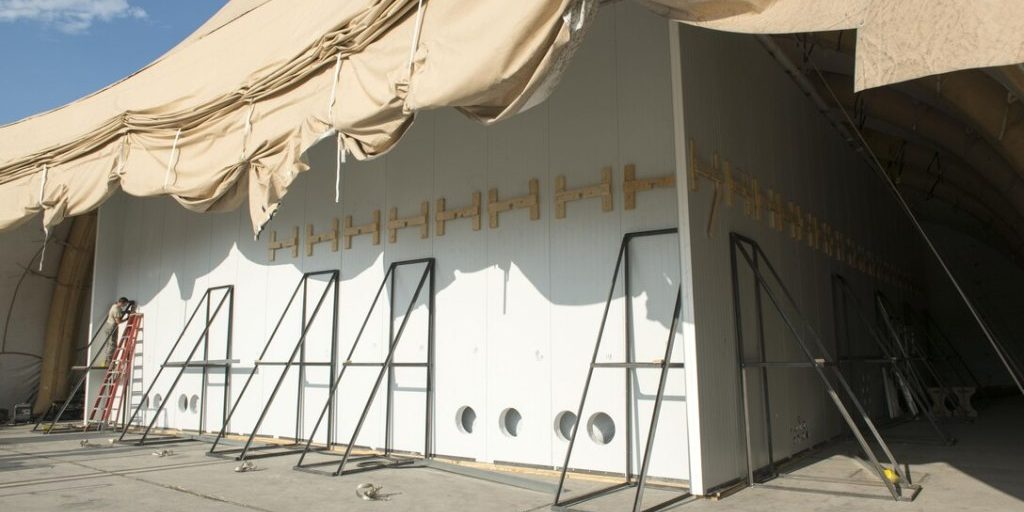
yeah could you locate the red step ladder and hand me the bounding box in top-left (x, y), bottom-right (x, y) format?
top-left (87, 313), bottom-right (143, 428)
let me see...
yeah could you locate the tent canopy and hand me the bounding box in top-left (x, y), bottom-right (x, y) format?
top-left (1, 0), bottom-right (1021, 236)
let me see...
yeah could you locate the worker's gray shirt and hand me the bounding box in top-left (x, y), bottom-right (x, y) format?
top-left (107, 303), bottom-right (122, 325)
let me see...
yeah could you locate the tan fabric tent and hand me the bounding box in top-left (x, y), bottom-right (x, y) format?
top-left (1, 0), bottom-right (1021, 237)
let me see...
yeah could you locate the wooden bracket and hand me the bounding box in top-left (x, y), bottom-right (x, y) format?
top-left (436, 192), bottom-right (481, 236)
top-left (488, 178), bottom-right (539, 229)
top-left (554, 167), bottom-right (613, 219)
top-left (765, 190), bottom-right (784, 231)
top-left (306, 218), bottom-right (339, 256)
top-left (804, 214), bottom-right (819, 250)
top-left (787, 202), bottom-right (803, 240)
top-left (343, 210), bottom-right (380, 249)
top-left (624, 164), bottom-right (675, 210)
top-left (388, 202), bottom-right (429, 243)
top-left (268, 226), bottom-right (299, 262)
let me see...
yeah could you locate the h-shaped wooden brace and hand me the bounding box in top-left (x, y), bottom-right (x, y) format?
top-left (688, 141), bottom-right (732, 204)
top-left (343, 210), bottom-right (380, 249)
top-left (488, 178), bottom-right (539, 229)
top-left (787, 202), bottom-right (803, 240)
top-left (554, 167), bottom-right (613, 219)
top-left (268, 226), bottom-right (299, 262)
top-left (624, 164), bottom-right (675, 210)
top-left (435, 192), bottom-right (481, 236)
top-left (306, 218), bottom-right (339, 256)
top-left (387, 201), bottom-right (430, 243)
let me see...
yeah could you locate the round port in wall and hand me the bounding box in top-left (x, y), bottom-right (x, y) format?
top-left (554, 411), bottom-right (577, 441)
top-left (587, 412), bottom-right (615, 445)
top-left (189, 395), bottom-right (200, 413)
top-left (499, 408), bottom-right (522, 438)
top-left (177, 394), bottom-right (188, 412)
top-left (152, 394), bottom-right (162, 410)
top-left (456, 406), bottom-right (476, 434)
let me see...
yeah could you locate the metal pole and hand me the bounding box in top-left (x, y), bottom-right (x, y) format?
top-left (631, 290), bottom-right (682, 512)
top-left (735, 240), bottom-right (902, 500)
top-left (210, 277), bottom-right (306, 453)
top-left (728, 234), bottom-right (755, 487)
top-left (329, 273), bottom-right (338, 447)
top-left (224, 287), bottom-right (234, 435)
top-left (624, 241), bottom-right (634, 481)
top-left (554, 238), bottom-right (628, 504)
top-left (425, 261), bottom-right (435, 457)
top-left (295, 265), bottom-right (395, 467)
top-left (810, 66), bottom-right (1024, 398)
top-left (236, 276), bottom-right (334, 460)
top-left (753, 249), bottom-right (775, 474)
top-left (40, 318), bottom-right (119, 433)
top-left (298, 277), bottom-right (308, 441)
top-left (138, 291), bottom-right (230, 445)
top-left (335, 263), bottom-right (431, 475)
top-left (386, 265), bottom-right (396, 455)
top-left (200, 293), bottom-right (210, 433)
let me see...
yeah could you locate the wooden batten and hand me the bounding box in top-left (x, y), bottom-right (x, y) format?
top-left (343, 209), bottom-right (381, 249)
top-left (554, 167), bottom-right (613, 219)
top-left (624, 164), bottom-right (675, 210)
top-left (387, 201), bottom-right (430, 243)
top-left (488, 178), bottom-right (540, 228)
top-left (306, 218), bottom-right (339, 256)
top-left (436, 192), bottom-right (482, 236)
top-left (268, 226), bottom-right (299, 261)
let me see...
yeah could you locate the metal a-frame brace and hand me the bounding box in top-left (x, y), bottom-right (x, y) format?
top-left (875, 293), bottom-right (960, 411)
top-left (119, 286), bottom-right (235, 445)
top-left (209, 271), bottom-right (338, 461)
top-left (294, 258), bottom-right (434, 476)
top-left (553, 228), bottom-right (691, 512)
top-left (831, 274), bottom-right (954, 445)
top-left (916, 311), bottom-right (981, 390)
top-left (34, 310), bottom-right (130, 434)
top-left (730, 233), bottom-right (920, 502)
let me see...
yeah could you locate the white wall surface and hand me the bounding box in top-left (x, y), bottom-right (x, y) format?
top-left (92, 4), bottom-right (691, 480)
top-left (674, 24), bottom-right (924, 491)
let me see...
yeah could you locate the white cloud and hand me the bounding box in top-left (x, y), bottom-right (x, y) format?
top-left (0, 0), bottom-right (146, 34)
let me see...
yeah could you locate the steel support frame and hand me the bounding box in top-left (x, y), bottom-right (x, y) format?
top-left (729, 233), bottom-right (920, 502)
top-left (294, 258), bottom-right (435, 477)
top-left (119, 286), bottom-right (235, 445)
top-left (553, 229), bottom-right (691, 512)
top-left (35, 312), bottom-right (128, 434)
top-left (208, 270), bottom-right (339, 461)
top-left (875, 293), bottom-right (959, 413)
top-left (917, 310), bottom-right (981, 389)
top-left (831, 274), bottom-right (953, 445)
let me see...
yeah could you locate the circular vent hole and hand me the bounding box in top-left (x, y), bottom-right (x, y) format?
top-left (587, 412), bottom-right (615, 445)
top-left (177, 394), bottom-right (188, 412)
top-left (554, 411), bottom-right (577, 441)
top-left (189, 395), bottom-right (200, 413)
top-left (152, 394), bottom-right (162, 410)
top-left (499, 408), bottom-right (522, 438)
top-left (456, 406), bottom-right (476, 434)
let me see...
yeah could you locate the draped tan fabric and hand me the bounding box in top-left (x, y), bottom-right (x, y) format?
top-left (644, 0), bottom-right (1024, 90)
top-left (0, 0), bottom-right (1021, 236)
top-left (0, 0), bottom-right (591, 236)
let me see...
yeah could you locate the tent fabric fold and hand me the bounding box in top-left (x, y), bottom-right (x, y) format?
top-left (0, 0), bottom-right (1021, 236)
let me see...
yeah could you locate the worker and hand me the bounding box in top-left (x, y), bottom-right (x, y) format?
top-left (102, 297), bottom-right (130, 366)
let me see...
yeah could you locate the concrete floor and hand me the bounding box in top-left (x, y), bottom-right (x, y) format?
top-left (1, 397), bottom-right (1021, 511)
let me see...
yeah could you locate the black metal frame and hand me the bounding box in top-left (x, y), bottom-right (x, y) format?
top-left (874, 293), bottom-right (959, 412)
top-left (294, 258), bottom-right (434, 476)
top-left (34, 311), bottom-right (128, 434)
top-left (831, 274), bottom-right (953, 445)
top-left (915, 310), bottom-right (981, 390)
top-left (119, 286), bottom-right (235, 445)
top-left (208, 271), bottom-right (339, 461)
top-left (553, 229), bottom-right (690, 512)
top-left (730, 233), bottom-right (920, 502)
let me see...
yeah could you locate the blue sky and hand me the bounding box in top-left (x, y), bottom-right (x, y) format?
top-left (0, 1), bottom-right (225, 125)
